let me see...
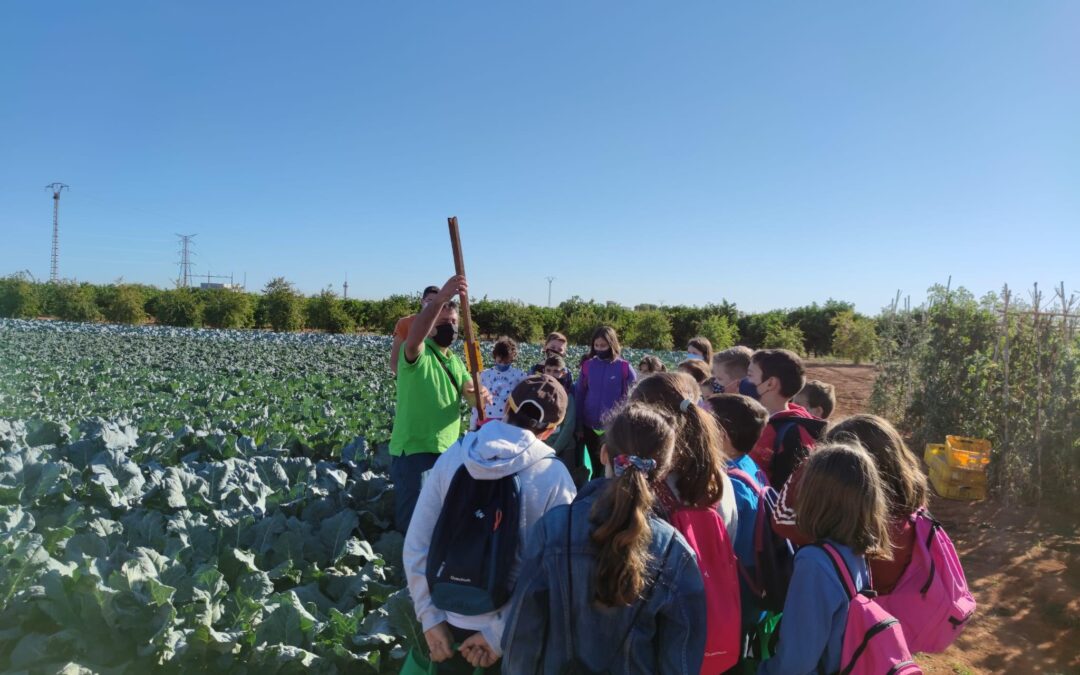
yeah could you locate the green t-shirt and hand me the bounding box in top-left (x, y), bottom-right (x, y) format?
top-left (389, 337), bottom-right (470, 456)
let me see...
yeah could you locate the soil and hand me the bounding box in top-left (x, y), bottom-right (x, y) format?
top-left (805, 363), bottom-right (1080, 674)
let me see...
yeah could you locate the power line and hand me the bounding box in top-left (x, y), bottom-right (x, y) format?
top-left (176, 234), bottom-right (196, 288)
top-left (45, 183), bottom-right (68, 282)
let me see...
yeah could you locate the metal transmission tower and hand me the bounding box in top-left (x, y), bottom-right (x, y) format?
top-left (545, 276), bottom-right (556, 307)
top-left (175, 234), bottom-right (197, 287)
top-left (45, 183), bottom-right (68, 281)
top-left (343, 273), bottom-right (349, 300)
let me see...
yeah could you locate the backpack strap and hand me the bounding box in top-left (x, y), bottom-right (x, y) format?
top-left (815, 542), bottom-right (857, 600)
top-left (727, 468), bottom-right (765, 498)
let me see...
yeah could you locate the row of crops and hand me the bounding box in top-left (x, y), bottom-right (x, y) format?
top-left (0, 319), bottom-right (675, 673)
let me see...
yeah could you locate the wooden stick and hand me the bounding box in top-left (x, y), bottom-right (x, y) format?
top-left (447, 216), bottom-right (486, 423)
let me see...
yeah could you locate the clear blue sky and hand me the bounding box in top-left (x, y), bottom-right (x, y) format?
top-left (2, 2), bottom-right (1078, 314)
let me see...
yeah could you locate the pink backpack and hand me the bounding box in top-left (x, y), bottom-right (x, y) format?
top-left (818, 543), bottom-right (922, 675)
top-left (876, 509), bottom-right (976, 653)
top-left (667, 503), bottom-right (742, 674)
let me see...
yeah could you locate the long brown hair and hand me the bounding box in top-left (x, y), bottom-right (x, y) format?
top-left (590, 403), bottom-right (676, 607)
top-left (583, 325), bottom-right (622, 362)
top-left (825, 414), bottom-right (928, 521)
top-left (629, 372), bottom-right (725, 507)
top-left (796, 443), bottom-right (892, 557)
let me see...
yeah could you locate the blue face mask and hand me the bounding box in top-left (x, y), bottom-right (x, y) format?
top-left (494, 363), bottom-right (511, 372)
top-left (686, 352), bottom-right (702, 361)
top-left (739, 377), bottom-right (760, 400)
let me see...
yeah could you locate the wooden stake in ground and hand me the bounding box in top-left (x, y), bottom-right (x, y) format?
top-left (447, 216), bottom-right (486, 424)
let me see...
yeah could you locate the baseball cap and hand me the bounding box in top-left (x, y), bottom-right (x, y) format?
top-left (506, 374), bottom-right (568, 431)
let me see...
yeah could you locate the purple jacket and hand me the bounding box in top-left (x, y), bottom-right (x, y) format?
top-left (575, 357), bottom-right (637, 430)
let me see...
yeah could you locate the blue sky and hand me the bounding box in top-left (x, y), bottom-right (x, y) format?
top-left (2, 2), bottom-right (1078, 314)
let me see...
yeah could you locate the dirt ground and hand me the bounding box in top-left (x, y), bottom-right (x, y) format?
top-left (806, 363), bottom-right (1080, 674)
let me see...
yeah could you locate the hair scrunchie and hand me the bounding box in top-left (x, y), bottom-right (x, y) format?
top-left (613, 454), bottom-right (658, 477)
top-left (679, 398), bottom-right (695, 413)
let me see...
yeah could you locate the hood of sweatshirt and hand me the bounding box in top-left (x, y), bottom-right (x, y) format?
top-left (462, 420), bottom-right (555, 480)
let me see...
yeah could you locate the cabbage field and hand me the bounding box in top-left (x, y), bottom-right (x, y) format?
top-left (0, 319), bottom-right (672, 674)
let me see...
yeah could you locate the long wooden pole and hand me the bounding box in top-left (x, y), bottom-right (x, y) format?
top-left (448, 216), bottom-right (485, 423)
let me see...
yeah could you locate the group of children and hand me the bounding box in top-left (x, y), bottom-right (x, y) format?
top-left (402, 325), bottom-right (973, 674)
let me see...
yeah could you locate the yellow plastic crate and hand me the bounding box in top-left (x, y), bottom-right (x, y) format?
top-left (927, 452), bottom-right (987, 500)
top-left (924, 443), bottom-right (946, 465)
top-left (944, 435), bottom-right (991, 470)
top-left (928, 452), bottom-right (986, 487)
top-left (930, 473), bottom-right (987, 501)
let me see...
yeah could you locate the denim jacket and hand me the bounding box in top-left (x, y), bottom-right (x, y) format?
top-left (501, 480), bottom-right (707, 674)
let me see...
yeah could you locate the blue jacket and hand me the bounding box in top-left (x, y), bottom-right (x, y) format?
top-left (758, 541), bottom-right (869, 675)
top-left (575, 357), bottom-right (637, 430)
top-left (501, 480), bottom-right (707, 674)
top-left (726, 453), bottom-right (763, 629)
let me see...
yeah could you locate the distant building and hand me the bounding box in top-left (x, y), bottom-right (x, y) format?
top-left (199, 282), bottom-right (243, 291)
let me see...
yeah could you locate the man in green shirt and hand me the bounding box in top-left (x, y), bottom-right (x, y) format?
top-left (391, 274), bottom-right (490, 533)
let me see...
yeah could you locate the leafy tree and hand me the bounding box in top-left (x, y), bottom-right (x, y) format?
top-left (152, 288), bottom-right (204, 327)
top-left (692, 315), bottom-right (740, 351)
top-left (261, 278), bottom-right (305, 332)
top-left (738, 310), bottom-right (787, 349)
top-left (763, 322), bottom-right (805, 355)
top-left (47, 281), bottom-right (100, 322)
top-left (0, 275), bottom-right (41, 318)
top-left (203, 289), bottom-right (256, 329)
top-left (786, 300), bottom-right (856, 356)
top-left (306, 288), bottom-right (355, 334)
top-left (364, 294), bottom-right (417, 335)
top-left (100, 284), bottom-right (147, 324)
top-left (831, 310), bottom-right (878, 364)
top-left (625, 310), bottom-right (674, 350)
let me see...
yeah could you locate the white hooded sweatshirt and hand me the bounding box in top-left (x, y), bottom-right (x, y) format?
top-left (403, 420), bottom-right (576, 655)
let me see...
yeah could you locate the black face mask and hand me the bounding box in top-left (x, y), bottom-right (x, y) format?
top-left (433, 323), bottom-right (457, 348)
top-left (595, 349), bottom-right (612, 360)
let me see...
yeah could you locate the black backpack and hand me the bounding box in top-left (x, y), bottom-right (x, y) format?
top-left (426, 463), bottom-right (522, 615)
top-left (767, 416), bottom-right (827, 490)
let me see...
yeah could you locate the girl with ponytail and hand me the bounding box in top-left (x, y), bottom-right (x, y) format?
top-left (630, 372), bottom-right (738, 540)
top-left (502, 403), bottom-right (708, 674)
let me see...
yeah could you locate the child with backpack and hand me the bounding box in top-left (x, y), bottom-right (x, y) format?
top-left (501, 403), bottom-right (707, 674)
top-left (403, 375), bottom-right (576, 671)
top-left (759, 443), bottom-right (919, 675)
top-left (469, 336), bottom-right (527, 429)
top-left (707, 394), bottom-right (772, 628)
top-left (575, 325), bottom-right (637, 478)
top-left (631, 372), bottom-right (742, 673)
top-left (745, 350), bottom-right (827, 545)
top-left (826, 415), bottom-right (975, 653)
top-left (630, 372), bottom-right (738, 540)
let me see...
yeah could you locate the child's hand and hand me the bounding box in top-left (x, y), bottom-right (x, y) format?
top-left (459, 633), bottom-right (499, 668)
top-left (424, 622), bottom-right (454, 663)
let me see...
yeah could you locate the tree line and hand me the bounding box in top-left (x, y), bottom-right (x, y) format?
top-left (0, 275), bottom-right (879, 360)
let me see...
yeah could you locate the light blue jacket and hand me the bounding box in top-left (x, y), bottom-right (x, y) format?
top-left (758, 541), bottom-right (869, 675)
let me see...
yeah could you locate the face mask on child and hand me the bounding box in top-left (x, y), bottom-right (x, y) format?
top-left (686, 352), bottom-right (702, 361)
top-left (494, 363), bottom-right (511, 372)
top-left (738, 377), bottom-right (760, 400)
top-left (595, 349), bottom-right (612, 360)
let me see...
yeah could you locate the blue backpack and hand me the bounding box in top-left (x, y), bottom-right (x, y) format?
top-left (727, 468), bottom-right (795, 613)
top-left (425, 463), bottom-right (522, 615)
